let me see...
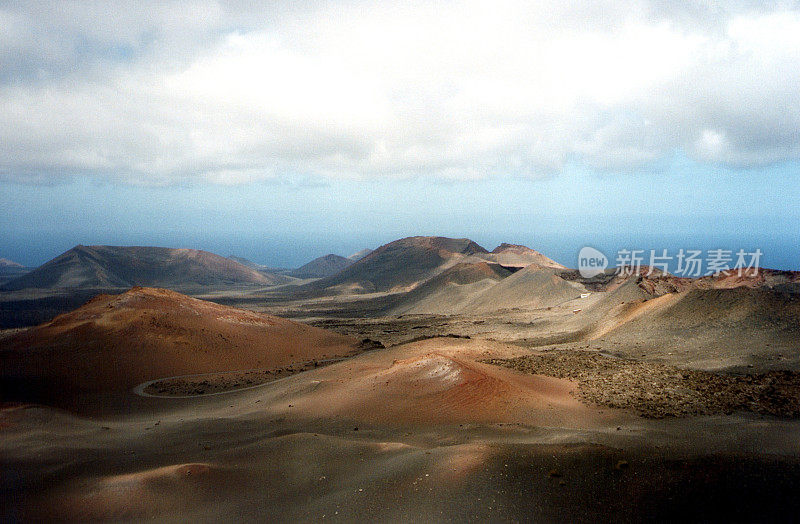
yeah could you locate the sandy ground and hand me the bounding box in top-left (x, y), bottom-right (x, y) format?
top-left (3, 336), bottom-right (800, 522)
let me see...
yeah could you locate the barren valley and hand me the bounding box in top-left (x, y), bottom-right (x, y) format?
top-left (2, 237), bottom-right (800, 522)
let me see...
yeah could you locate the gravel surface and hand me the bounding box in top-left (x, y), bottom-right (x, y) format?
top-left (484, 350), bottom-right (800, 418)
top-left (142, 358), bottom-right (345, 396)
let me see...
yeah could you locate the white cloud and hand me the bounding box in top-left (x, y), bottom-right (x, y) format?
top-left (1, 0), bottom-right (799, 184)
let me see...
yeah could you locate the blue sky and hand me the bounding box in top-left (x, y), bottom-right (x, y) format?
top-left (3, 153), bottom-right (798, 269)
top-left (1, 2), bottom-right (799, 270)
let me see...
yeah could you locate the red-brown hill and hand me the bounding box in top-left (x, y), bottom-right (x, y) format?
top-left (0, 287), bottom-right (358, 406)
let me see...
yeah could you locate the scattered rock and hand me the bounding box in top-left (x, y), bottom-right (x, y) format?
top-left (358, 338), bottom-right (385, 350)
top-left (483, 351), bottom-right (800, 418)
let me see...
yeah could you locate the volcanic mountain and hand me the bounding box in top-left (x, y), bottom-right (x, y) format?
top-left (0, 257), bottom-right (29, 281)
top-left (2, 245), bottom-right (286, 291)
top-left (307, 236), bottom-right (490, 294)
top-left (486, 243), bottom-right (566, 269)
top-left (0, 287), bottom-right (358, 407)
top-left (0, 258), bottom-right (24, 268)
top-left (291, 254), bottom-right (354, 278)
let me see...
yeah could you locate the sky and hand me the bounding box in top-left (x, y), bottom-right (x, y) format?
top-left (1, 1), bottom-right (799, 269)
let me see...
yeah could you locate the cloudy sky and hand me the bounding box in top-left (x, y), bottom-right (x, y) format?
top-left (1, 1), bottom-right (798, 268)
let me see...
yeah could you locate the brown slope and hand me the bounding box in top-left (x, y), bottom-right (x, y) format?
top-left (286, 337), bottom-right (606, 427)
top-left (2, 245), bottom-right (285, 291)
top-left (307, 236), bottom-right (489, 294)
top-left (0, 287), bottom-right (358, 406)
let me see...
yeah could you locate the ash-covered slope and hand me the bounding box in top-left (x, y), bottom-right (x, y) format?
top-left (462, 265), bottom-right (585, 313)
top-left (307, 236), bottom-right (489, 294)
top-left (393, 262), bottom-right (513, 314)
top-left (595, 273), bottom-right (800, 370)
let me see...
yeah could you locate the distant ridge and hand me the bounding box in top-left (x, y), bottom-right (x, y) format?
top-left (2, 245), bottom-right (286, 291)
top-left (347, 248), bottom-right (373, 261)
top-left (228, 255), bottom-right (268, 270)
top-left (0, 257), bottom-right (29, 281)
top-left (291, 254), bottom-right (354, 278)
top-left (0, 258), bottom-right (24, 268)
top-left (488, 243), bottom-right (565, 269)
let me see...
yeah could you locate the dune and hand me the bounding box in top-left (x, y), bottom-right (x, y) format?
top-left (0, 287), bottom-right (358, 407)
top-left (391, 260), bottom-right (589, 316)
top-left (2, 245), bottom-right (288, 291)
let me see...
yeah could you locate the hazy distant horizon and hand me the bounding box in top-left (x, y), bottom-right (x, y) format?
top-left (4, 221), bottom-right (797, 273)
top-left (4, 156), bottom-right (799, 271)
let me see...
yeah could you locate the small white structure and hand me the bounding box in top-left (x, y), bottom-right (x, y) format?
top-left (580, 293), bottom-right (591, 299)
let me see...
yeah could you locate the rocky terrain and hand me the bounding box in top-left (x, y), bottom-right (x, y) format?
top-left (485, 350), bottom-right (800, 418)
